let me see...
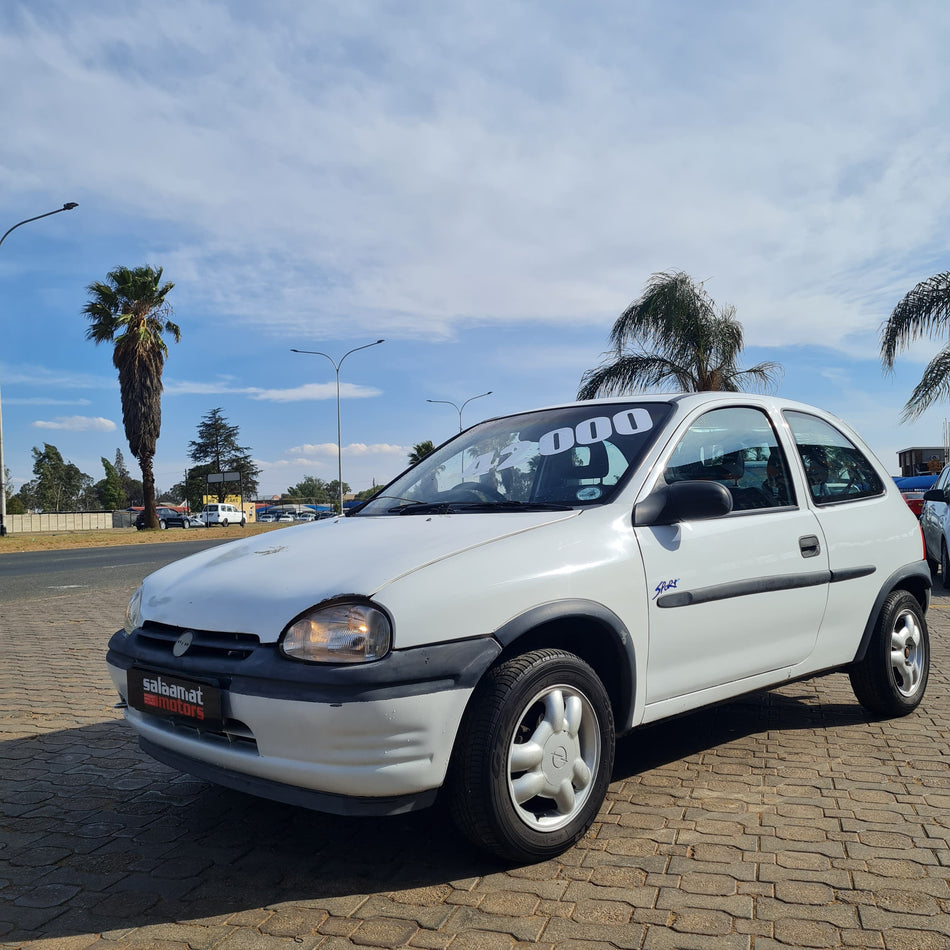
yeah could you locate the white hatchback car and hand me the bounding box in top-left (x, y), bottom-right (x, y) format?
top-left (108, 394), bottom-right (930, 862)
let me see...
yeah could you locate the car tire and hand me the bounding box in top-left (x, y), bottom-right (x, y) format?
top-left (221, 519), bottom-right (228, 527)
top-left (448, 649), bottom-right (614, 864)
top-left (240, 519), bottom-right (246, 527)
top-left (849, 590), bottom-right (929, 717)
top-left (182, 520), bottom-right (190, 529)
top-left (159, 520), bottom-right (167, 530)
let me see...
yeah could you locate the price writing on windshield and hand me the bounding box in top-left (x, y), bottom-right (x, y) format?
top-left (462, 409), bottom-right (653, 478)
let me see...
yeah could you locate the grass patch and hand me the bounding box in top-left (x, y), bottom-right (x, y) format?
top-left (0, 522), bottom-right (291, 554)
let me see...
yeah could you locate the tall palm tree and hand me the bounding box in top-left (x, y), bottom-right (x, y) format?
top-left (880, 271), bottom-right (950, 421)
top-left (83, 266), bottom-right (178, 529)
top-left (577, 271), bottom-right (782, 400)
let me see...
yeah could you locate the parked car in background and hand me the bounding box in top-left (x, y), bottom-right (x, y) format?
top-left (275, 511), bottom-right (295, 522)
top-left (921, 465), bottom-right (950, 584)
top-left (894, 474), bottom-right (939, 518)
top-left (109, 393), bottom-right (930, 863)
top-left (199, 503), bottom-right (247, 527)
top-left (258, 512), bottom-right (277, 523)
top-left (894, 474), bottom-right (938, 518)
top-left (135, 507), bottom-right (197, 530)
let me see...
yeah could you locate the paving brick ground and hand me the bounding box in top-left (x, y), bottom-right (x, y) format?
top-left (1, 575), bottom-right (949, 949)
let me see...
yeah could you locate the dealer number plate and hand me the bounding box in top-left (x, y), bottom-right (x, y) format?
top-left (127, 669), bottom-right (223, 729)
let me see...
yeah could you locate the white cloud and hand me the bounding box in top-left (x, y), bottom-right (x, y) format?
top-left (31, 415), bottom-right (116, 432)
top-left (6, 397), bottom-right (92, 406)
top-left (163, 379), bottom-right (380, 401)
top-left (250, 383), bottom-right (382, 403)
top-left (5, 2), bottom-right (950, 354)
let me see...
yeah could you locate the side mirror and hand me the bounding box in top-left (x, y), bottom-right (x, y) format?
top-left (633, 480), bottom-right (733, 527)
top-left (923, 488), bottom-right (946, 503)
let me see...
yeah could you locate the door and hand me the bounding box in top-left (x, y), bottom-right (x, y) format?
top-left (635, 406), bottom-right (830, 707)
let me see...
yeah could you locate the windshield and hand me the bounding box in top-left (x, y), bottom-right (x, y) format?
top-left (354, 402), bottom-right (673, 515)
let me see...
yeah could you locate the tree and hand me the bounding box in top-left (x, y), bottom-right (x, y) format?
top-left (408, 440), bottom-right (435, 465)
top-left (176, 464), bottom-right (216, 514)
top-left (19, 444), bottom-right (95, 511)
top-left (286, 476), bottom-right (331, 505)
top-left (96, 457), bottom-right (128, 510)
top-left (325, 480), bottom-right (350, 509)
top-left (83, 266), bottom-right (179, 529)
top-left (881, 271), bottom-right (950, 420)
top-left (188, 408), bottom-right (260, 502)
top-left (114, 449), bottom-right (142, 506)
top-left (577, 271), bottom-right (782, 399)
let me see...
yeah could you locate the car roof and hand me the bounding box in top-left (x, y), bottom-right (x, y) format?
top-left (474, 392), bottom-right (851, 429)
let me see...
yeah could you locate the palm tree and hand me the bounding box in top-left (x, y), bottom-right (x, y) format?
top-left (408, 440), bottom-right (436, 465)
top-left (577, 271), bottom-right (782, 400)
top-left (83, 266), bottom-right (179, 529)
top-left (881, 271), bottom-right (950, 421)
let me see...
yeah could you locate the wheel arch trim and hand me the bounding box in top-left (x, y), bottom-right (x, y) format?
top-left (492, 599), bottom-right (636, 731)
top-left (852, 562), bottom-right (932, 664)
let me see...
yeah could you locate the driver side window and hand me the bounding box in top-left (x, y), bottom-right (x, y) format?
top-left (663, 407), bottom-right (794, 512)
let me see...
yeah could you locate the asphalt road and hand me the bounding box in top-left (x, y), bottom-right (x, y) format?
top-left (0, 538), bottom-right (231, 603)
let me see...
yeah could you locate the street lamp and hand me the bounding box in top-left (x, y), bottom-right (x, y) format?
top-left (427, 391), bottom-right (493, 432)
top-left (291, 339), bottom-right (385, 514)
top-left (0, 202), bottom-right (79, 536)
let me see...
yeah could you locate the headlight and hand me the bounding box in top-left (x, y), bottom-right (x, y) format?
top-left (280, 601), bottom-right (392, 663)
top-left (124, 586), bottom-right (143, 635)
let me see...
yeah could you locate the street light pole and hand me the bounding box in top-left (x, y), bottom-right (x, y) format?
top-left (0, 202), bottom-right (79, 537)
top-left (291, 339), bottom-right (384, 514)
top-left (427, 391), bottom-right (493, 432)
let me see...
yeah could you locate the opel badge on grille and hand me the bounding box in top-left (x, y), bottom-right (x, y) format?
top-left (173, 631), bottom-right (194, 657)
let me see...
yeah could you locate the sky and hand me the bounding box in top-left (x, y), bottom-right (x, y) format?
top-left (2, 0), bottom-right (950, 503)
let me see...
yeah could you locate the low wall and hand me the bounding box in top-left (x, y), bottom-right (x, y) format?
top-left (4, 511), bottom-right (122, 534)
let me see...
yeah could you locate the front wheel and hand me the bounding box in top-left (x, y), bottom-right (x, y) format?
top-left (850, 590), bottom-right (929, 717)
top-left (448, 649), bottom-right (614, 864)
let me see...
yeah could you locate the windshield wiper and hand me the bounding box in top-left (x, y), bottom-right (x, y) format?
top-left (390, 500), bottom-right (574, 515)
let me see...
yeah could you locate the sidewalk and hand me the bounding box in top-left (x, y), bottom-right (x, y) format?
top-left (1, 581), bottom-right (949, 949)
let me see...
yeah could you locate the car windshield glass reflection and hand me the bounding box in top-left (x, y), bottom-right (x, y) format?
top-left (354, 402), bottom-right (673, 515)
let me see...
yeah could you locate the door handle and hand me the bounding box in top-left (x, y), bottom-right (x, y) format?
top-left (799, 535), bottom-right (821, 558)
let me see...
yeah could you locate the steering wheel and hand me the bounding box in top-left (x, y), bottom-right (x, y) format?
top-left (446, 481), bottom-right (506, 502)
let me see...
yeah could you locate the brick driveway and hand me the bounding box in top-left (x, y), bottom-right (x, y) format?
top-left (1, 577), bottom-right (949, 949)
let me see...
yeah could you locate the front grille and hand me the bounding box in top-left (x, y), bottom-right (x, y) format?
top-left (137, 622), bottom-right (261, 661)
top-left (146, 713), bottom-right (259, 751)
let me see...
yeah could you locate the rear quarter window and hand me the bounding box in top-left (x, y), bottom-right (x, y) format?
top-left (784, 411), bottom-right (884, 505)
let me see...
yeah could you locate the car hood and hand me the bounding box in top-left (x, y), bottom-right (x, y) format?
top-left (137, 510), bottom-right (580, 639)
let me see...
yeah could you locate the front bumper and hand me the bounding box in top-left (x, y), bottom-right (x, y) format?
top-left (107, 628), bottom-right (501, 812)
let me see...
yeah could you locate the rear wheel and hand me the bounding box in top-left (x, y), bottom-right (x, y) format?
top-left (448, 649), bottom-right (614, 863)
top-left (850, 590), bottom-right (928, 717)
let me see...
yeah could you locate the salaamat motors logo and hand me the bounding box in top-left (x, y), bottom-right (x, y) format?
top-left (140, 675), bottom-right (207, 721)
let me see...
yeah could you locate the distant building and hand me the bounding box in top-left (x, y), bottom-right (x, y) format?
top-left (897, 446), bottom-right (946, 477)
